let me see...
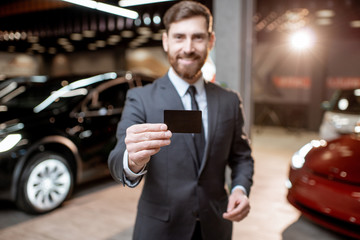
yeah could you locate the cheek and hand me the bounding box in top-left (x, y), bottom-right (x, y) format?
top-left (167, 45), bottom-right (181, 57)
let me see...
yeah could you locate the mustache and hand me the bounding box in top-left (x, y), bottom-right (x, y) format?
top-left (178, 52), bottom-right (200, 59)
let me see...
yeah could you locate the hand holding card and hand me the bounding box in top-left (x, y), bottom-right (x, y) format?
top-left (164, 110), bottom-right (202, 133)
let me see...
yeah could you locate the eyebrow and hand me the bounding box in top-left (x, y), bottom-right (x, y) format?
top-left (170, 32), bottom-right (209, 37)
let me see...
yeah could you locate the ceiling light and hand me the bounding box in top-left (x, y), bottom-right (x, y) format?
top-left (316, 9), bottom-right (335, 18)
top-left (14, 32), bottom-right (21, 40)
top-left (70, 33), bottom-right (83, 41)
top-left (289, 28), bottom-right (315, 51)
top-left (137, 27), bottom-right (152, 36)
top-left (62, 0), bottom-right (138, 19)
top-left (153, 14), bottom-right (161, 25)
top-left (58, 38), bottom-right (69, 45)
top-left (28, 36), bottom-right (39, 43)
top-left (121, 30), bottom-right (135, 38)
top-left (143, 13), bottom-right (151, 25)
top-left (134, 37), bottom-right (149, 44)
top-left (21, 32), bottom-right (27, 40)
top-left (63, 45), bottom-right (74, 52)
top-left (96, 40), bottom-right (106, 47)
top-left (152, 32), bottom-right (162, 40)
top-left (134, 18), bottom-right (142, 26)
top-left (83, 30), bottom-right (96, 38)
top-left (119, 0), bottom-right (175, 7)
top-left (350, 20), bottom-right (360, 28)
top-left (108, 35), bottom-right (122, 45)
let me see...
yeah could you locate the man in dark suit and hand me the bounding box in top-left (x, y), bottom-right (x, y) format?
top-left (108, 1), bottom-right (254, 239)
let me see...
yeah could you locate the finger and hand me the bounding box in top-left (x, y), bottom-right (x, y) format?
top-left (226, 196), bottom-right (238, 212)
top-left (223, 205), bottom-right (250, 221)
top-left (128, 123), bottom-right (168, 134)
top-left (127, 139), bottom-right (171, 152)
top-left (137, 130), bottom-right (172, 142)
top-left (223, 207), bottom-right (250, 222)
top-left (223, 198), bottom-right (250, 221)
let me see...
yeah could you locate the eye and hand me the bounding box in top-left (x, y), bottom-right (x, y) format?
top-left (193, 34), bottom-right (206, 41)
top-left (173, 34), bottom-right (184, 40)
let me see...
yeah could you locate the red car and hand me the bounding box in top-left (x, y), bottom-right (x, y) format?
top-left (286, 133), bottom-right (360, 239)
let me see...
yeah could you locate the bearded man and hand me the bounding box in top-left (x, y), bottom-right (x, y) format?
top-left (108, 1), bottom-right (254, 239)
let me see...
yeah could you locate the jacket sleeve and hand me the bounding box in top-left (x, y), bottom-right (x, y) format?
top-left (228, 93), bottom-right (254, 196)
top-left (108, 88), bottom-right (146, 187)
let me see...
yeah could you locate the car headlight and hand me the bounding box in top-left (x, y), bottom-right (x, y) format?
top-left (291, 140), bottom-right (327, 169)
top-left (0, 134), bottom-right (22, 153)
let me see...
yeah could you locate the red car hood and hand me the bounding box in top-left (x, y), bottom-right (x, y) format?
top-left (304, 135), bottom-right (360, 184)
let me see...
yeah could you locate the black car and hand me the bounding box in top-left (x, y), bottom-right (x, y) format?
top-left (0, 72), bottom-right (153, 214)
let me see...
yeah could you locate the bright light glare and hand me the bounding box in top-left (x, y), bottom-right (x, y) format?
top-left (0, 134), bottom-right (22, 152)
top-left (119, 0), bottom-right (174, 7)
top-left (289, 29), bottom-right (315, 51)
top-left (291, 142), bottom-right (313, 169)
top-left (62, 0), bottom-right (138, 19)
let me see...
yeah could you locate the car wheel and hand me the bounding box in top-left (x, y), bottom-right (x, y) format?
top-left (16, 152), bottom-right (74, 214)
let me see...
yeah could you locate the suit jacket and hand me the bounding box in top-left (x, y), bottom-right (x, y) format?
top-left (108, 74), bottom-right (254, 240)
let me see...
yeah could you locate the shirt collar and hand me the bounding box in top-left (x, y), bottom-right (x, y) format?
top-left (168, 67), bottom-right (205, 97)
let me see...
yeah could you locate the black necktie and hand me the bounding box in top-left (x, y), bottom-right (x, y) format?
top-left (187, 85), bottom-right (205, 166)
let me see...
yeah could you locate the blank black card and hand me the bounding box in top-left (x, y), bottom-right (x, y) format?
top-left (164, 110), bottom-right (202, 133)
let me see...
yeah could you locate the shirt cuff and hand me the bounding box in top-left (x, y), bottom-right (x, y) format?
top-left (123, 149), bottom-right (147, 185)
top-left (231, 185), bottom-right (247, 196)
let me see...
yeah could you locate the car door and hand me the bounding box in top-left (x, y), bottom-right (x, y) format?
top-left (70, 77), bottom-right (130, 182)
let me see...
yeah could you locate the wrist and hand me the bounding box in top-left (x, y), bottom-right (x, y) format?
top-left (129, 159), bottom-right (145, 173)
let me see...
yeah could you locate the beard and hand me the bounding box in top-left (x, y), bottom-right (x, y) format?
top-left (168, 51), bottom-right (208, 82)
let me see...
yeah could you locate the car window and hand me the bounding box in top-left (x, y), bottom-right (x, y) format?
top-left (80, 78), bottom-right (130, 117)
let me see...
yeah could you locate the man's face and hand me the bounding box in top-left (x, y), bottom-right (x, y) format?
top-left (162, 16), bottom-right (215, 84)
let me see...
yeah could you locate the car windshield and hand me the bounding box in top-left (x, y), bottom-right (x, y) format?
top-left (0, 76), bottom-right (87, 112)
top-left (333, 89), bottom-right (360, 113)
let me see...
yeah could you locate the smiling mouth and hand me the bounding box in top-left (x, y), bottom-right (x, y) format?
top-left (178, 55), bottom-right (199, 64)
top-left (179, 58), bottom-right (196, 64)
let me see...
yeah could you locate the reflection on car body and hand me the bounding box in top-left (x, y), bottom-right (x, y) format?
top-left (286, 127), bottom-right (360, 239)
top-left (0, 71), bottom-right (153, 214)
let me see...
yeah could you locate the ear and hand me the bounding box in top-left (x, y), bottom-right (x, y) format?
top-left (208, 32), bottom-right (216, 50)
top-left (162, 32), bottom-right (169, 52)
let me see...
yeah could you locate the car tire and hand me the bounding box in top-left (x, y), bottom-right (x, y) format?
top-left (16, 152), bottom-right (74, 214)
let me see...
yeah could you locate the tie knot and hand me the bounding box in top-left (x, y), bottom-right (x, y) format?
top-left (188, 85), bottom-right (197, 97)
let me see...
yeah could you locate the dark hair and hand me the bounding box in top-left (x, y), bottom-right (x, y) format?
top-left (163, 0), bottom-right (213, 33)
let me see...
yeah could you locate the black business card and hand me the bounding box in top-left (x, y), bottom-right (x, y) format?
top-left (164, 110), bottom-right (202, 133)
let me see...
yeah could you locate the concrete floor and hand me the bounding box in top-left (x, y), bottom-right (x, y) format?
top-left (0, 127), bottom-right (350, 240)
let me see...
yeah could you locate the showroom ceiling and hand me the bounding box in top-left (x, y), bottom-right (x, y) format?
top-left (0, 0), bottom-right (212, 55)
top-left (0, 0), bottom-right (360, 55)
top-left (255, 0), bottom-right (360, 42)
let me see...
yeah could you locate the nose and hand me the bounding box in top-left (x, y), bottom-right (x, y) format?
top-left (183, 38), bottom-right (195, 54)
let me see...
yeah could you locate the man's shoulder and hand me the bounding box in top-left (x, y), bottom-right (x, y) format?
top-left (206, 81), bottom-right (240, 98)
top-left (130, 74), bottom-right (169, 93)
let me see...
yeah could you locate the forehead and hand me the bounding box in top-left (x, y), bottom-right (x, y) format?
top-left (168, 16), bottom-right (208, 35)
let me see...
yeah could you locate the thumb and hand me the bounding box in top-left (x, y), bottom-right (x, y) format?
top-left (227, 196), bottom-right (236, 212)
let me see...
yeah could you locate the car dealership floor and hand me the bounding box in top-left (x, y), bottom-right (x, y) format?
top-left (0, 127), bottom-right (350, 240)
